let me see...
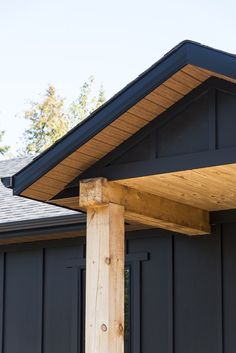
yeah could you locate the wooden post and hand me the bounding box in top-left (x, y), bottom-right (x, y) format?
top-left (85, 203), bottom-right (125, 353)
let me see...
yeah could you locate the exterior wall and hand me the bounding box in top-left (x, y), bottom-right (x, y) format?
top-left (0, 224), bottom-right (235, 352)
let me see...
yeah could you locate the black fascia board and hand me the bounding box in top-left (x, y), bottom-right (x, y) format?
top-left (9, 40), bottom-right (236, 196)
top-left (86, 147), bottom-right (236, 180)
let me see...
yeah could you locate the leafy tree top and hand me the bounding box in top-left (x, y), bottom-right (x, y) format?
top-left (0, 130), bottom-right (10, 156)
top-left (19, 78), bottom-right (106, 156)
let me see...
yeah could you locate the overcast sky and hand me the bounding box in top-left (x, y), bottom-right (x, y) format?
top-left (0, 0), bottom-right (236, 156)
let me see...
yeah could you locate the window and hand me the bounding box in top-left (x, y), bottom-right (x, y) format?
top-left (67, 251), bottom-right (148, 353)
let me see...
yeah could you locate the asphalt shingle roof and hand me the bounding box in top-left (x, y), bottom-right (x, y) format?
top-left (0, 156), bottom-right (77, 224)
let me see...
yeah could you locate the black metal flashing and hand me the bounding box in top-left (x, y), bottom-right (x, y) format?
top-left (7, 40), bottom-right (236, 196)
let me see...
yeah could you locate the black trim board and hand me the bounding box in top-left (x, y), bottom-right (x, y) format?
top-left (211, 209), bottom-right (236, 224)
top-left (7, 40), bottom-right (236, 197)
top-left (81, 147), bottom-right (236, 181)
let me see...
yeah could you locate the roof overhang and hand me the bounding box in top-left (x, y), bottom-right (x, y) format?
top-left (6, 40), bottom-right (236, 202)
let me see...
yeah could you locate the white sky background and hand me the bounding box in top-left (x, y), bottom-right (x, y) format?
top-left (0, 0), bottom-right (236, 157)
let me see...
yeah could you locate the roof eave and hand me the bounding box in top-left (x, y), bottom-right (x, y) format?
top-left (10, 40), bottom-right (236, 197)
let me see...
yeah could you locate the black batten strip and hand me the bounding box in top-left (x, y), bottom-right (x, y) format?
top-left (0, 254), bottom-right (5, 353)
top-left (208, 88), bottom-right (217, 150)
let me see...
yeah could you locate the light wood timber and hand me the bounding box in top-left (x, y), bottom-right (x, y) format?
top-left (79, 178), bottom-right (210, 236)
top-left (85, 203), bottom-right (125, 353)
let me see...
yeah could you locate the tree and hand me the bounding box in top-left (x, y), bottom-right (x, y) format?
top-left (0, 130), bottom-right (10, 156)
top-left (68, 76), bottom-right (106, 129)
top-left (19, 78), bottom-right (106, 155)
top-left (19, 85), bottom-right (68, 155)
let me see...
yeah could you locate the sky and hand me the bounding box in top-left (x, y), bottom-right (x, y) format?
top-left (0, 0), bottom-right (236, 157)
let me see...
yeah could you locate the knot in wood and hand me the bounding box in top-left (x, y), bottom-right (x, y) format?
top-left (101, 324), bottom-right (107, 332)
top-left (105, 257), bottom-right (111, 265)
top-left (119, 323), bottom-right (124, 333)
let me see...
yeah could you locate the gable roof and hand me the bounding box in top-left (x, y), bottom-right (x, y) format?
top-left (5, 40), bottom-right (236, 204)
top-left (0, 157), bottom-right (79, 228)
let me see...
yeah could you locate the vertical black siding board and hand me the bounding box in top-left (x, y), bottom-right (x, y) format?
top-left (128, 231), bottom-right (170, 353)
top-left (166, 234), bottom-right (174, 353)
top-left (41, 248), bottom-right (45, 353)
top-left (169, 235), bottom-right (174, 353)
top-left (150, 130), bottom-right (157, 160)
top-left (132, 261), bottom-right (141, 353)
top-left (3, 249), bottom-right (42, 353)
top-left (216, 225), bottom-right (224, 353)
top-left (221, 222), bottom-right (236, 353)
top-left (208, 88), bottom-right (216, 150)
top-left (216, 90), bottom-right (236, 149)
top-left (43, 245), bottom-right (84, 353)
top-left (0, 253), bottom-right (5, 353)
top-left (174, 234), bottom-right (219, 353)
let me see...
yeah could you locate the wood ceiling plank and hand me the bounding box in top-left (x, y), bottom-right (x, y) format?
top-left (21, 187), bottom-right (53, 201)
top-left (174, 70), bottom-right (202, 89)
top-left (118, 177), bottom-right (221, 210)
top-left (110, 119), bottom-right (143, 134)
top-left (182, 65), bottom-right (211, 81)
top-left (118, 112), bottom-right (150, 127)
top-left (79, 141), bottom-right (114, 159)
top-left (153, 84), bottom-right (184, 102)
top-left (129, 100), bottom-right (165, 120)
top-left (164, 77), bottom-right (192, 95)
top-left (92, 127), bottom-right (130, 147)
top-left (67, 150), bottom-right (99, 163)
top-left (145, 91), bottom-right (174, 108)
top-left (117, 164), bottom-right (236, 212)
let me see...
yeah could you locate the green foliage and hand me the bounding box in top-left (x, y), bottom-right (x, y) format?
top-left (19, 78), bottom-right (106, 155)
top-left (0, 130), bottom-right (10, 156)
top-left (68, 76), bottom-right (106, 129)
top-left (20, 85), bottom-right (68, 155)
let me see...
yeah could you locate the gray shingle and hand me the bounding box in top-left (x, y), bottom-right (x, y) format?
top-left (0, 157), bottom-right (77, 224)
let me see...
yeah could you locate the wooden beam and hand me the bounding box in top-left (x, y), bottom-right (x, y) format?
top-left (79, 178), bottom-right (210, 236)
top-left (86, 203), bottom-right (124, 353)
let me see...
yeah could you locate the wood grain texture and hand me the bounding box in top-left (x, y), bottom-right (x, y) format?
top-left (79, 178), bottom-right (210, 235)
top-left (86, 203), bottom-right (125, 353)
top-left (118, 164), bottom-right (236, 212)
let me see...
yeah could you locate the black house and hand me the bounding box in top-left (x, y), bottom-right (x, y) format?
top-left (3, 41), bottom-right (236, 353)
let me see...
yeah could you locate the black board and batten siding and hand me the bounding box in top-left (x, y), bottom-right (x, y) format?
top-left (0, 225), bottom-right (235, 353)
